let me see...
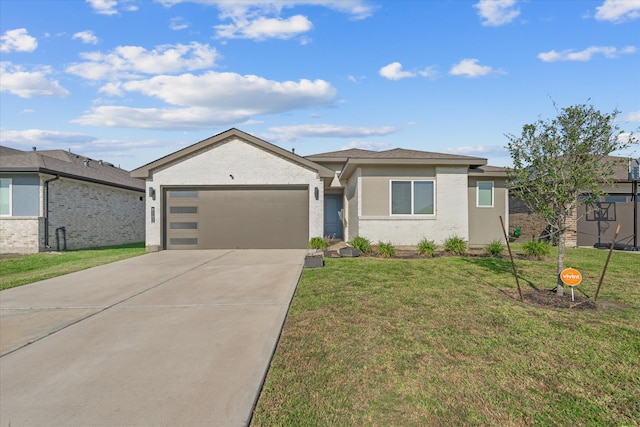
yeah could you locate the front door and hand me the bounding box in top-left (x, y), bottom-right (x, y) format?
top-left (324, 194), bottom-right (343, 239)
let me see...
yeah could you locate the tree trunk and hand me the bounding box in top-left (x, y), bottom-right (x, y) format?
top-left (556, 228), bottom-right (565, 296)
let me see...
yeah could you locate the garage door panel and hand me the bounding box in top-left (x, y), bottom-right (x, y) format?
top-left (165, 186), bottom-right (308, 249)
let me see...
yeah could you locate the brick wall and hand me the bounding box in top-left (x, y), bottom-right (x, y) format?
top-left (509, 196), bottom-right (578, 246)
top-left (0, 217), bottom-right (43, 253)
top-left (47, 178), bottom-right (145, 250)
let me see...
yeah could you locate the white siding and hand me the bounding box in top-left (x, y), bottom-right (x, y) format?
top-left (144, 137), bottom-right (324, 249)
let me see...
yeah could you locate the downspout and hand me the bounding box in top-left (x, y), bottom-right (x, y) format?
top-left (44, 175), bottom-right (59, 248)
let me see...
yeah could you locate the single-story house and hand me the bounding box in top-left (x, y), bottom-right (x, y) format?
top-left (0, 146), bottom-right (145, 253)
top-left (576, 157), bottom-right (639, 247)
top-left (509, 156), bottom-right (639, 248)
top-left (131, 128), bottom-right (508, 251)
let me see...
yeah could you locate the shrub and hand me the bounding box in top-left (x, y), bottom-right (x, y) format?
top-left (523, 240), bottom-right (551, 259)
top-left (377, 241), bottom-right (396, 258)
top-left (444, 235), bottom-right (467, 256)
top-left (351, 236), bottom-right (372, 254)
top-left (417, 238), bottom-right (437, 257)
top-left (485, 240), bottom-right (505, 257)
top-left (309, 237), bottom-right (328, 250)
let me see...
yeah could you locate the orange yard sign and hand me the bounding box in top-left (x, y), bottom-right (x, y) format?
top-left (560, 268), bottom-right (582, 286)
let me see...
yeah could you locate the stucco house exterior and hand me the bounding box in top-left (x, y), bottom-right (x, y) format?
top-left (0, 146), bottom-right (145, 253)
top-left (132, 128), bottom-right (508, 251)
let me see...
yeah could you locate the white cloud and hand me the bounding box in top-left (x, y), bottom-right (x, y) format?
top-left (341, 140), bottom-right (391, 151)
top-left (0, 63), bottom-right (70, 98)
top-left (538, 45), bottom-right (636, 62)
top-left (0, 129), bottom-right (97, 148)
top-left (379, 62), bottom-right (415, 80)
top-left (156, 1), bottom-right (373, 40)
top-left (449, 59), bottom-right (494, 77)
top-left (623, 111), bottom-right (640, 122)
top-left (170, 17), bottom-right (190, 30)
top-left (156, 1), bottom-right (375, 20)
top-left (0, 28), bottom-right (38, 53)
top-left (86, 0), bottom-right (118, 15)
top-left (73, 72), bottom-right (337, 129)
top-left (445, 145), bottom-right (505, 157)
top-left (216, 14), bottom-right (312, 40)
top-left (418, 66), bottom-right (439, 79)
top-left (595, 0), bottom-right (640, 23)
top-left (474, 0), bottom-right (520, 26)
top-left (266, 123), bottom-right (397, 142)
top-left (72, 30), bottom-right (99, 44)
top-left (66, 42), bottom-right (220, 80)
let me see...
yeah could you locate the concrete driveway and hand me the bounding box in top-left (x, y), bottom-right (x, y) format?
top-left (0, 249), bottom-right (305, 426)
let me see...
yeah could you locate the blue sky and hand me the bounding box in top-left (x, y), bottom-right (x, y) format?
top-left (1, 0), bottom-right (639, 170)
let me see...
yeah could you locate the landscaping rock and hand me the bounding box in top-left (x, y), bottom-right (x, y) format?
top-left (339, 247), bottom-right (360, 257)
top-left (304, 254), bottom-right (324, 268)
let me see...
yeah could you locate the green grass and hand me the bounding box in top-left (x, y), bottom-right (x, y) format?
top-left (0, 243), bottom-right (146, 290)
top-left (252, 246), bottom-right (640, 426)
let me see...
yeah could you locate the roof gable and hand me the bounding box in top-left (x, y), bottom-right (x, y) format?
top-left (131, 128), bottom-right (335, 179)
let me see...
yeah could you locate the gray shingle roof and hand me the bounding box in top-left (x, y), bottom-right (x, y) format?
top-left (306, 147), bottom-right (487, 163)
top-left (0, 146), bottom-right (145, 191)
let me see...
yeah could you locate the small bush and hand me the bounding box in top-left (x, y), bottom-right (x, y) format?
top-left (523, 240), bottom-right (551, 259)
top-left (377, 241), bottom-right (396, 258)
top-left (444, 235), bottom-right (467, 256)
top-left (351, 236), bottom-right (372, 254)
top-left (485, 240), bottom-right (505, 257)
top-left (417, 238), bottom-right (437, 257)
top-left (309, 237), bottom-right (328, 250)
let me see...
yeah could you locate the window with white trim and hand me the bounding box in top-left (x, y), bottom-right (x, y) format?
top-left (0, 178), bottom-right (11, 216)
top-left (391, 180), bottom-right (435, 215)
top-left (477, 181), bottom-right (494, 207)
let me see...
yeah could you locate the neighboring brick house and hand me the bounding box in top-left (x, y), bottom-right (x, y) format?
top-left (1, 146), bottom-right (145, 253)
top-left (509, 156), bottom-right (639, 248)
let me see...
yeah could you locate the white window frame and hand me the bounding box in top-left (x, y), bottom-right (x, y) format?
top-left (0, 178), bottom-right (12, 217)
top-left (389, 180), bottom-right (435, 216)
top-left (476, 181), bottom-right (494, 208)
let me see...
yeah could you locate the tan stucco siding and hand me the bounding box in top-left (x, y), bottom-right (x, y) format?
top-left (599, 182), bottom-right (633, 194)
top-left (360, 166), bottom-right (435, 216)
top-left (468, 178), bottom-right (508, 246)
top-left (355, 166), bottom-right (469, 245)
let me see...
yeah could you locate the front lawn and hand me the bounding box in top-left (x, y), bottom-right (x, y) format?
top-left (0, 243), bottom-right (146, 290)
top-left (252, 247), bottom-right (640, 426)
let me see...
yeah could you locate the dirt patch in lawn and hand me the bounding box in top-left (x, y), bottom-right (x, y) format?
top-left (0, 253), bottom-right (25, 260)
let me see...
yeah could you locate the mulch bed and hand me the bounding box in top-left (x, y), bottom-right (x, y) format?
top-left (519, 289), bottom-right (597, 310)
top-left (511, 289), bottom-right (627, 311)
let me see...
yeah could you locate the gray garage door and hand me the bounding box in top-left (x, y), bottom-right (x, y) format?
top-left (165, 186), bottom-right (309, 249)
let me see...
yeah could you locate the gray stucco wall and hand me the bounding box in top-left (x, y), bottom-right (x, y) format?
top-left (467, 177), bottom-right (508, 246)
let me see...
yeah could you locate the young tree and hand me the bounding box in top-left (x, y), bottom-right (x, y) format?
top-left (506, 102), bottom-right (636, 296)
